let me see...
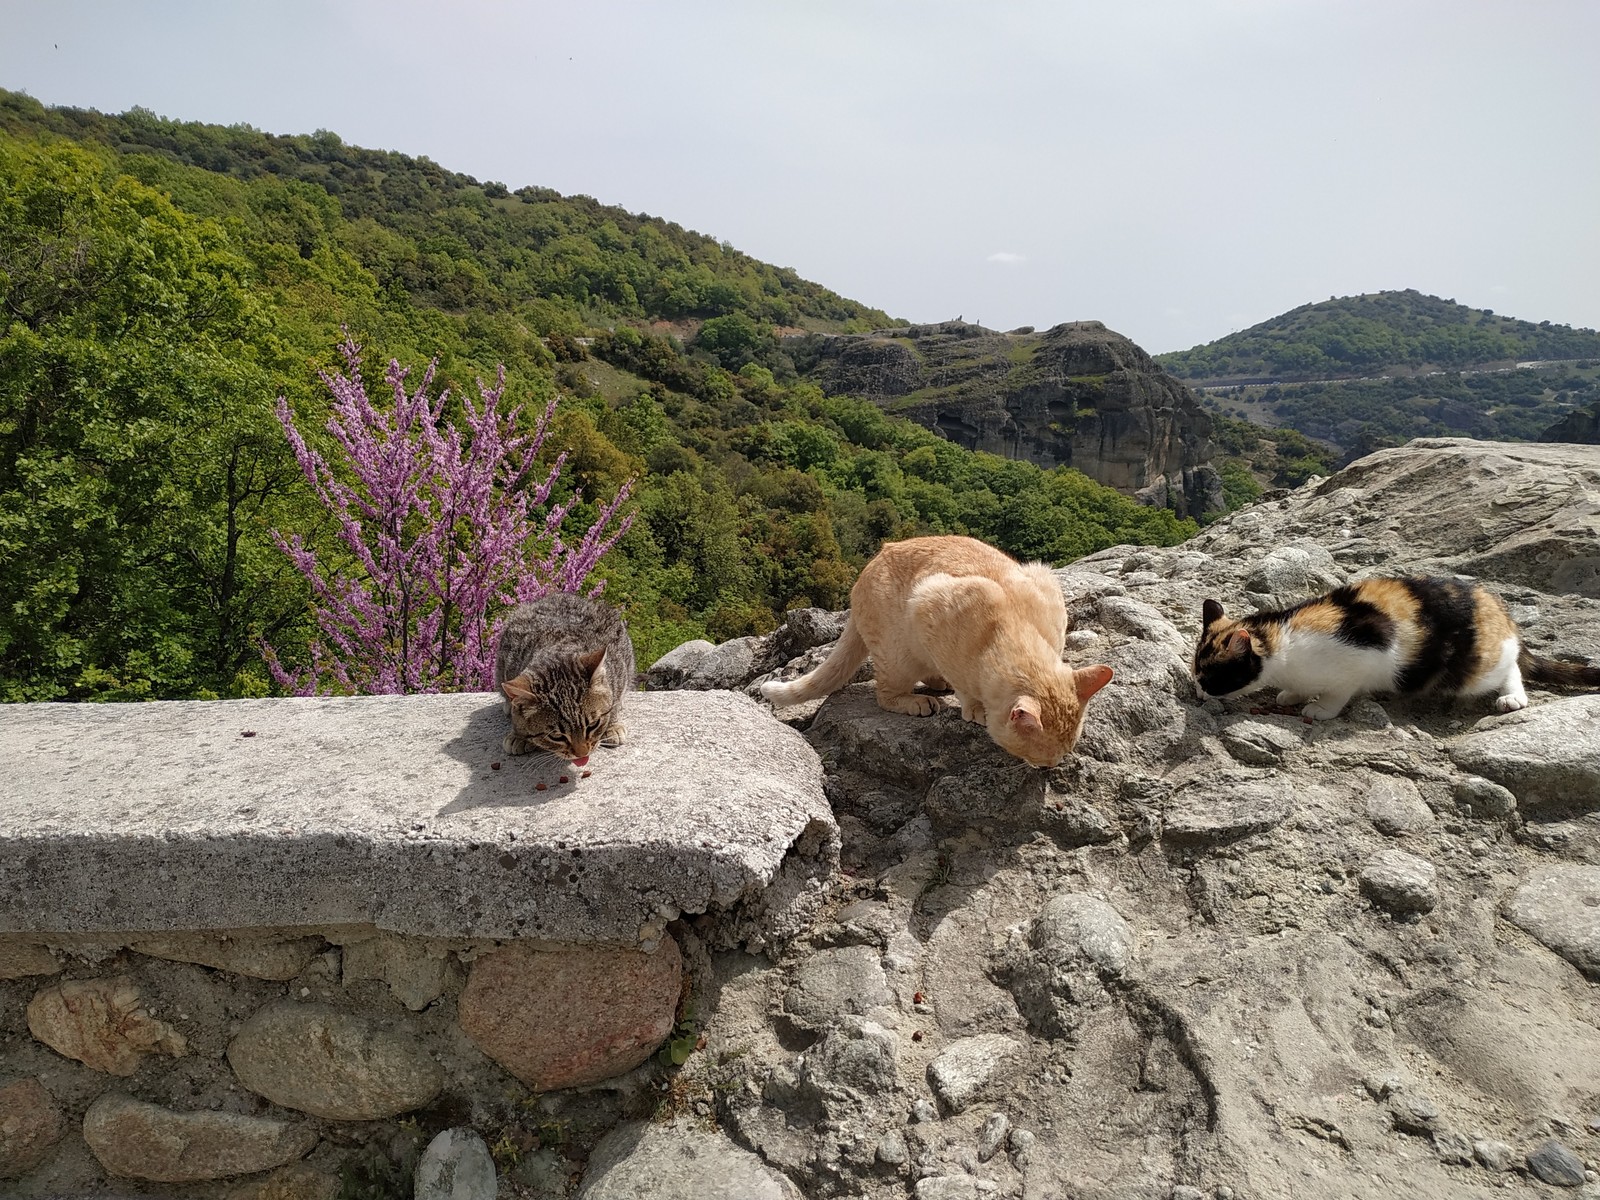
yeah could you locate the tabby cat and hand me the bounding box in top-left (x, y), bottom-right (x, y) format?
top-left (1193, 575), bottom-right (1600, 719)
top-left (761, 535), bottom-right (1114, 768)
top-left (493, 592), bottom-right (634, 763)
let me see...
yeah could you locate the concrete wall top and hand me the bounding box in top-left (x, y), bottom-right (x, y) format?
top-left (0, 690), bottom-right (834, 946)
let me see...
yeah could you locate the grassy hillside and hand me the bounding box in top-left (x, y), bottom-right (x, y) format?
top-left (1158, 289), bottom-right (1600, 382)
top-left (0, 92), bottom-right (1196, 702)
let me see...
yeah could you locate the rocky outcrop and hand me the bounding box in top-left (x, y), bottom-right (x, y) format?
top-left (797, 320), bottom-right (1220, 517)
top-left (630, 436), bottom-right (1600, 1200)
top-left (1541, 400), bottom-right (1600, 444)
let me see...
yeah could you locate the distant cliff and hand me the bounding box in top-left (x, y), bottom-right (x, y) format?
top-left (1542, 401), bottom-right (1600, 444)
top-left (794, 320), bottom-right (1220, 517)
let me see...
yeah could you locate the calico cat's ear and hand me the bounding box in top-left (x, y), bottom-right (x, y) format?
top-left (501, 675), bottom-right (534, 704)
top-left (1073, 664), bottom-right (1114, 701)
top-left (577, 649), bottom-right (606, 681)
top-left (1227, 628), bottom-right (1254, 654)
top-left (1008, 697), bottom-right (1044, 733)
top-left (1202, 599), bottom-right (1224, 626)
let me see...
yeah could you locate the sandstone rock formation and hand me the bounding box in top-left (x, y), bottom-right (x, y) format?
top-left (796, 320), bottom-right (1220, 517)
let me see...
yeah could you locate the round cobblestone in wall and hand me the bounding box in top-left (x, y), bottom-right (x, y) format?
top-left (227, 999), bottom-right (443, 1120)
top-left (0, 1077), bottom-right (65, 1178)
top-left (458, 935), bottom-right (682, 1090)
top-left (82, 1092), bottom-right (318, 1183)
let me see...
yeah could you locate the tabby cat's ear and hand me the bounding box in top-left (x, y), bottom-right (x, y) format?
top-left (1202, 599), bottom-right (1224, 626)
top-left (501, 675), bottom-right (534, 704)
top-left (577, 649), bottom-right (606, 680)
top-left (1008, 697), bottom-right (1043, 733)
top-left (1074, 664), bottom-right (1114, 701)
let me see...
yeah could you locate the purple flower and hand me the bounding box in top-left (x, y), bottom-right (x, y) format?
top-left (265, 335), bottom-right (634, 695)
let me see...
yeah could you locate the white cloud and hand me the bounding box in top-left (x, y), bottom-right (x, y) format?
top-left (986, 251), bottom-right (1026, 265)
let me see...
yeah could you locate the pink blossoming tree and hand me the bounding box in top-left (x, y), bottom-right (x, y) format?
top-left (264, 336), bottom-right (633, 695)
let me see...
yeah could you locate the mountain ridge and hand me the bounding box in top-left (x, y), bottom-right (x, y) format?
top-left (1156, 288), bottom-right (1600, 383)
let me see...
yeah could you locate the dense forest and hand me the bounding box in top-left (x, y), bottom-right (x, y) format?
top-left (0, 90), bottom-right (1196, 703)
top-left (1157, 290), bottom-right (1600, 382)
top-left (1161, 290), bottom-right (1600, 455)
top-left (1201, 365), bottom-right (1600, 454)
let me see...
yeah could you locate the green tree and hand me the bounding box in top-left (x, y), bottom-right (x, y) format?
top-left (0, 142), bottom-right (311, 699)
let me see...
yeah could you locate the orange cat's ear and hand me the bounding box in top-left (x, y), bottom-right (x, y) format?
top-left (1009, 697), bottom-right (1043, 733)
top-left (577, 649), bottom-right (606, 680)
top-left (1202, 599), bottom-right (1225, 626)
top-left (501, 676), bottom-right (533, 704)
top-left (1074, 664), bottom-right (1113, 701)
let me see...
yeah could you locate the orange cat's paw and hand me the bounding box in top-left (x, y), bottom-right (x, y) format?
top-left (881, 693), bottom-right (942, 717)
top-left (960, 699), bottom-right (986, 724)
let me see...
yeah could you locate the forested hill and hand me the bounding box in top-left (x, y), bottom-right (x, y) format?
top-left (0, 90), bottom-right (1197, 704)
top-left (1157, 290), bottom-right (1600, 383)
top-left (0, 88), bottom-right (893, 334)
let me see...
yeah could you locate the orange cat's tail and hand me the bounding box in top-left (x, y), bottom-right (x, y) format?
top-left (1520, 648), bottom-right (1600, 689)
top-left (760, 618), bottom-right (868, 706)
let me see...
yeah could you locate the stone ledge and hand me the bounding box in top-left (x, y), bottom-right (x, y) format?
top-left (0, 690), bottom-right (835, 947)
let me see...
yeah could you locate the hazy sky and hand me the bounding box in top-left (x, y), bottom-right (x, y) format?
top-left (3, 1), bottom-right (1597, 352)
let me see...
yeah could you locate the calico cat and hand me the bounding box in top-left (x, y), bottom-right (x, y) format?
top-left (1193, 575), bottom-right (1600, 719)
top-left (493, 592), bottom-right (635, 763)
top-left (760, 535), bottom-right (1114, 768)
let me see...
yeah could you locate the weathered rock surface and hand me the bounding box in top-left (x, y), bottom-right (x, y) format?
top-left (1527, 1139), bottom-right (1588, 1186)
top-left (782, 945), bottom-right (890, 1030)
top-left (0, 939), bottom-right (59, 980)
top-left (1360, 848), bottom-right (1440, 915)
top-left (458, 937), bottom-right (682, 1090)
top-left (1449, 695), bottom-right (1600, 812)
top-left (415, 1127), bottom-right (497, 1200)
top-left (1505, 865), bottom-right (1600, 978)
top-left (26, 975), bottom-right (186, 1075)
top-left (797, 319), bottom-right (1219, 516)
top-left (578, 1119), bottom-right (803, 1199)
top-left (227, 1000), bottom-right (442, 1119)
top-left (336, 929), bottom-right (457, 1010)
top-left (224, 1164), bottom-right (340, 1200)
top-left (927, 1035), bottom-right (1021, 1113)
top-left (81, 1092), bottom-right (317, 1182)
top-left (0, 1077), bottom-right (64, 1177)
top-left (130, 931), bottom-right (325, 980)
top-left (638, 438), bottom-right (1600, 1200)
top-left (0, 689), bottom-right (837, 950)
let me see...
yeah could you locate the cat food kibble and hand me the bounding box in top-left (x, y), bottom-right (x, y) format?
top-left (490, 762), bottom-right (501, 770)
top-left (535, 782), bottom-right (547, 791)
top-left (581, 769), bottom-right (592, 778)
top-left (559, 775), bottom-right (569, 784)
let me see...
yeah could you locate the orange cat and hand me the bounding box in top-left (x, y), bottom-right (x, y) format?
top-left (761, 535), bottom-right (1113, 767)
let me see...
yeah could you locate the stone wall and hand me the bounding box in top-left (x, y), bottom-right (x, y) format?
top-left (0, 691), bottom-right (835, 1195)
top-left (2, 926), bottom-right (687, 1191)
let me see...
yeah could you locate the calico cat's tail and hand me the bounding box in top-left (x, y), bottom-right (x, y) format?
top-left (761, 618), bottom-right (868, 706)
top-left (1519, 648), bottom-right (1600, 689)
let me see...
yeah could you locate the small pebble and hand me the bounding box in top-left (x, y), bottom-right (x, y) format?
top-left (240, 730), bottom-right (257, 737)
top-left (910, 1098), bottom-right (937, 1124)
top-left (912, 1031), bottom-right (924, 1042)
top-left (977, 1112), bottom-right (1009, 1162)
